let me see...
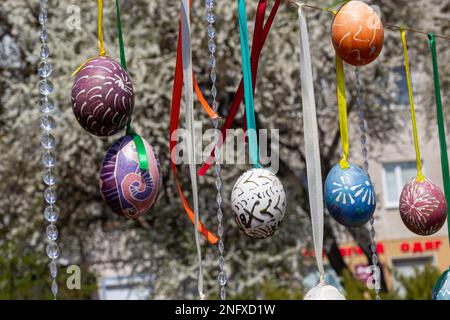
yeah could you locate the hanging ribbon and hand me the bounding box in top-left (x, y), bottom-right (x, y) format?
top-left (98, 0), bottom-right (106, 57)
top-left (181, 0), bottom-right (205, 299)
top-left (170, 0), bottom-right (219, 244)
top-left (113, 0), bottom-right (148, 171)
top-left (115, 0), bottom-right (127, 70)
top-left (237, 0), bottom-right (260, 168)
top-left (336, 55), bottom-right (350, 169)
top-left (297, 5), bottom-right (324, 276)
top-left (428, 33), bottom-right (450, 239)
top-left (72, 0), bottom-right (106, 75)
top-left (400, 28), bottom-right (425, 182)
top-left (198, 0), bottom-right (280, 176)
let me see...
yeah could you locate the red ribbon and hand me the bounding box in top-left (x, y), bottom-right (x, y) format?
top-left (170, 2), bottom-right (219, 244)
top-left (198, 0), bottom-right (280, 176)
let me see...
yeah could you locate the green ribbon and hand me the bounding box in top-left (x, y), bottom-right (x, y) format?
top-left (116, 0), bottom-right (127, 70)
top-left (116, 0), bottom-right (148, 171)
top-left (429, 33), bottom-right (450, 241)
top-left (237, 0), bottom-right (260, 168)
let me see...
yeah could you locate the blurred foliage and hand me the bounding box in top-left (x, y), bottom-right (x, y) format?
top-left (229, 279), bottom-right (304, 300)
top-left (395, 264), bottom-right (441, 300)
top-left (0, 241), bottom-right (97, 300)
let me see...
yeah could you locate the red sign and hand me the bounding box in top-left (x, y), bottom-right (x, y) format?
top-left (301, 240), bottom-right (443, 258)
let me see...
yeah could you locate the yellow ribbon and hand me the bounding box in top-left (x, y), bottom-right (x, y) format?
top-left (336, 55), bottom-right (350, 169)
top-left (72, 0), bottom-right (106, 76)
top-left (400, 28), bottom-right (425, 182)
top-left (98, 0), bottom-right (106, 57)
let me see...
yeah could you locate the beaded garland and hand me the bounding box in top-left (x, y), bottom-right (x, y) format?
top-left (38, 0), bottom-right (60, 299)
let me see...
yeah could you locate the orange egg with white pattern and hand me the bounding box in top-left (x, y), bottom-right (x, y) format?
top-left (331, 1), bottom-right (384, 66)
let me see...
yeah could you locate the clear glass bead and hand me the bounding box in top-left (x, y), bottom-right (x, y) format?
top-left (218, 256), bottom-right (225, 269)
top-left (218, 239), bottom-right (224, 253)
top-left (209, 56), bottom-right (216, 68)
top-left (207, 25), bottom-right (216, 38)
top-left (42, 152), bottom-right (56, 168)
top-left (217, 208), bottom-right (223, 221)
top-left (206, 12), bottom-right (216, 24)
top-left (362, 147), bottom-right (368, 158)
top-left (40, 44), bottom-right (49, 59)
top-left (218, 271), bottom-right (227, 286)
top-left (39, 79), bottom-right (53, 95)
top-left (218, 225), bottom-right (223, 238)
top-left (43, 172), bottom-right (57, 186)
top-left (208, 39), bottom-right (216, 53)
top-left (38, 61), bottom-right (52, 78)
top-left (210, 69), bottom-right (216, 82)
top-left (40, 0), bottom-right (47, 7)
top-left (205, 0), bottom-right (214, 8)
top-left (49, 260), bottom-right (57, 278)
top-left (46, 242), bottom-right (59, 259)
top-left (39, 11), bottom-right (47, 25)
top-left (211, 84), bottom-right (217, 97)
top-left (44, 187), bottom-right (57, 204)
top-left (220, 286), bottom-right (226, 300)
top-left (39, 98), bottom-right (54, 113)
top-left (44, 206), bottom-right (59, 222)
top-left (40, 115), bottom-right (56, 131)
top-left (46, 224), bottom-right (59, 241)
top-left (41, 133), bottom-right (56, 149)
top-left (360, 135), bottom-right (366, 145)
top-left (40, 29), bottom-right (48, 42)
top-left (51, 279), bottom-right (58, 297)
top-left (364, 161), bottom-right (369, 172)
top-left (372, 255), bottom-right (379, 265)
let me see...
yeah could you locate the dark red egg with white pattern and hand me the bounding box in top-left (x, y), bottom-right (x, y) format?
top-left (71, 56), bottom-right (134, 136)
top-left (399, 177), bottom-right (447, 236)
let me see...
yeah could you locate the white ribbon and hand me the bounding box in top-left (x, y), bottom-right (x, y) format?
top-left (298, 5), bottom-right (325, 276)
top-left (181, 0), bottom-right (205, 300)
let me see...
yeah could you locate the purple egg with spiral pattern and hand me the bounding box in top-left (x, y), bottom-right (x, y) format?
top-left (99, 135), bottom-right (161, 219)
top-left (71, 56), bottom-right (134, 136)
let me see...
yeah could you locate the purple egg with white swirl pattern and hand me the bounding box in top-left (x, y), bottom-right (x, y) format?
top-left (99, 135), bottom-right (161, 219)
top-left (71, 56), bottom-right (134, 136)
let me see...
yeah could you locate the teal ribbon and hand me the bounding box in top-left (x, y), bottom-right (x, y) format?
top-left (116, 0), bottom-right (148, 171)
top-left (429, 33), bottom-right (450, 240)
top-left (237, 0), bottom-right (260, 168)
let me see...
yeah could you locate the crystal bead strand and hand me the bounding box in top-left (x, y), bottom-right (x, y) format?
top-left (39, 0), bottom-right (59, 300)
top-left (355, 67), bottom-right (380, 300)
top-left (205, 0), bottom-right (226, 300)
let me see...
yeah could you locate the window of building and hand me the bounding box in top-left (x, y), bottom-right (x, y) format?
top-left (391, 256), bottom-right (434, 298)
top-left (99, 274), bottom-right (155, 300)
top-left (381, 161), bottom-right (421, 209)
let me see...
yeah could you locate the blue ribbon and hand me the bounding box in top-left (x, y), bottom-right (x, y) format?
top-left (237, 0), bottom-right (260, 168)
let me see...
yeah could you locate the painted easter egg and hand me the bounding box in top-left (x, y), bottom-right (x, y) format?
top-left (304, 282), bottom-right (346, 300)
top-left (324, 162), bottom-right (376, 227)
top-left (231, 168), bottom-right (286, 239)
top-left (399, 177), bottom-right (447, 236)
top-left (71, 56), bottom-right (134, 136)
top-left (99, 135), bottom-right (161, 219)
top-left (432, 268), bottom-right (450, 300)
top-left (331, 0), bottom-right (384, 66)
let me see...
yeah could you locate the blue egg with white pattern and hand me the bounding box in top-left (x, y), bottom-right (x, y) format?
top-left (324, 162), bottom-right (376, 227)
top-left (432, 269), bottom-right (450, 300)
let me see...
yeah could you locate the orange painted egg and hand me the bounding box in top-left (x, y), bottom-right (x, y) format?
top-left (331, 1), bottom-right (384, 66)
